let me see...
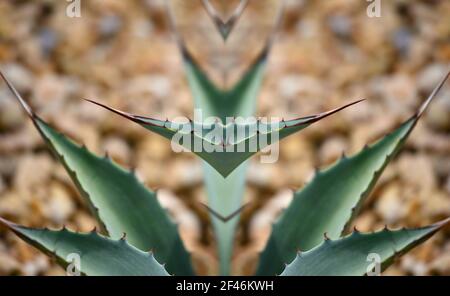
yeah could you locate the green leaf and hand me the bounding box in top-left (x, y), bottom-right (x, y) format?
top-left (87, 99), bottom-right (362, 178)
top-left (200, 0), bottom-right (248, 40)
top-left (87, 57), bottom-right (360, 275)
top-left (0, 72), bottom-right (194, 276)
top-left (0, 217), bottom-right (169, 276)
top-left (185, 52), bottom-right (269, 275)
top-left (183, 49), bottom-right (268, 121)
top-left (203, 164), bottom-right (248, 275)
top-left (256, 71), bottom-right (450, 276)
top-left (281, 218), bottom-right (450, 276)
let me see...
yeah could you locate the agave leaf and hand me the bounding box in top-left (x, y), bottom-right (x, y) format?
top-left (0, 218), bottom-right (169, 276)
top-left (0, 72), bottom-right (194, 276)
top-left (88, 93), bottom-right (361, 276)
top-left (167, 0), bottom-right (283, 88)
top-left (87, 99), bottom-right (362, 178)
top-left (281, 218), bottom-right (450, 276)
top-left (256, 71), bottom-right (450, 276)
top-left (187, 51), bottom-right (269, 275)
top-left (201, 0), bottom-right (249, 40)
top-left (169, 4), bottom-right (283, 274)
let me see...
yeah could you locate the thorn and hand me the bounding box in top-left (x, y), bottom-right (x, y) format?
top-left (120, 232), bottom-right (127, 240)
top-left (90, 227), bottom-right (97, 233)
top-left (62, 225), bottom-right (67, 231)
top-left (84, 99), bottom-right (163, 128)
top-left (0, 216), bottom-right (12, 227)
top-left (341, 151), bottom-right (347, 159)
top-left (104, 151), bottom-right (110, 159)
top-left (383, 224), bottom-right (389, 231)
top-left (353, 226), bottom-right (360, 233)
top-left (0, 70), bottom-right (35, 118)
top-left (415, 70), bottom-right (449, 118)
top-left (290, 99), bottom-right (365, 128)
top-left (323, 232), bottom-right (330, 241)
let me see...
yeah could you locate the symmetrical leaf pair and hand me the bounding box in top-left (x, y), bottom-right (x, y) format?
top-left (1, 69), bottom-right (449, 276)
top-left (0, 0), bottom-right (449, 276)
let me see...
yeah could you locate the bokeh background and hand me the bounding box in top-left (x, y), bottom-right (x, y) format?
top-left (0, 0), bottom-right (449, 276)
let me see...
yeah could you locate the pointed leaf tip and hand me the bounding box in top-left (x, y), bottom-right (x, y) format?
top-left (0, 216), bottom-right (14, 228)
top-left (416, 70), bottom-right (449, 118)
top-left (432, 217), bottom-right (450, 229)
top-left (0, 70), bottom-right (34, 118)
top-left (201, 0), bottom-right (249, 41)
top-left (294, 99), bottom-right (365, 127)
top-left (84, 99), bottom-right (162, 127)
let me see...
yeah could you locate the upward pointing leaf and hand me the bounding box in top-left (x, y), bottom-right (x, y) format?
top-left (170, 7), bottom-right (282, 273)
top-left (184, 51), bottom-right (270, 275)
top-left (167, 0), bottom-right (283, 88)
top-left (0, 218), bottom-right (169, 276)
top-left (256, 71), bottom-right (450, 276)
top-left (0, 72), bottom-right (194, 276)
top-left (182, 46), bottom-right (269, 121)
top-left (281, 219), bottom-right (450, 276)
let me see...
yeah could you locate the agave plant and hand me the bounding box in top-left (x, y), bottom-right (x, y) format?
top-left (0, 1), bottom-right (449, 276)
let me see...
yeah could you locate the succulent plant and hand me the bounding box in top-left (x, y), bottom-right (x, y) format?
top-left (0, 1), bottom-right (449, 276)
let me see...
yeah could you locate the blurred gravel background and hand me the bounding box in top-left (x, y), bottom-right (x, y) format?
top-left (0, 0), bottom-right (449, 276)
